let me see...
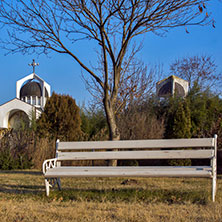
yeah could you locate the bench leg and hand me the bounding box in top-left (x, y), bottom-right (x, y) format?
top-left (212, 134), bottom-right (217, 202)
top-left (45, 178), bottom-right (61, 196)
top-left (212, 175), bottom-right (216, 202)
top-left (212, 158), bottom-right (217, 202)
top-left (212, 149), bottom-right (217, 202)
top-left (45, 179), bottom-right (50, 196)
top-left (57, 178), bottom-right (62, 191)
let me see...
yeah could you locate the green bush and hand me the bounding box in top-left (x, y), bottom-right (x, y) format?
top-left (0, 149), bottom-right (32, 170)
top-left (37, 93), bottom-right (82, 141)
top-left (16, 154), bottom-right (33, 169)
top-left (0, 150), bottom-right (16, 170)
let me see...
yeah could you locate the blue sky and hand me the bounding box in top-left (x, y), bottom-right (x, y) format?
top-left (0, 1), bottom-right (221, 106)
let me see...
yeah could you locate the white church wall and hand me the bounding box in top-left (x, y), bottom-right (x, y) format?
top-left (0, 98), bottom-right (37, 128)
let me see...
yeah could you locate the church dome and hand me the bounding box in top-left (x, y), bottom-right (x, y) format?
top-left (20, 81), bottom-right (49, 98)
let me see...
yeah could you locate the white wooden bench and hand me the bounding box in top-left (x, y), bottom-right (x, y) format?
top-left (42, 135), bottom-right (217, 201)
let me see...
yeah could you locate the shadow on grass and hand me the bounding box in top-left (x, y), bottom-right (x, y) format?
top-left (0, 181), bottom-right (209, 205)
top-left (0, 170), bottom-right (42, 175)
top-left (49, 187), bottom-right (209, 205)
top-left (0, 184), bottom-right (45, 195)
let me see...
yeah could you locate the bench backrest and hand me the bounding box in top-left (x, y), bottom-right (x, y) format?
top-left (56, 135), bottom-right (217, 161)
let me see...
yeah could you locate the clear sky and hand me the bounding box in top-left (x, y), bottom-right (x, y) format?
top-left (0, 1), bottom-right (221, 106)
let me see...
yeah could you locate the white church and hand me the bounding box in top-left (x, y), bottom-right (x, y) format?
top-left (0, 60), bottom-right (51, 129)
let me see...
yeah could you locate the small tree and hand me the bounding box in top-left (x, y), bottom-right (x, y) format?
top-left (165, 98), bottom-right (192, 166)
top-left (38, 93), bottom-right (82, 141)
top-left (173, 100), bottom-right (191, 139)
top-left (165, 98), bottom-right (191, 139)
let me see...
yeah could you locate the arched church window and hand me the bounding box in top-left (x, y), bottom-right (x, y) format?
top-left (27, 96), bottom-right (31, 104)
top-left (33, 96), bottom-right (36, 105)
top-left (38, 97), bottom-right (41, 105)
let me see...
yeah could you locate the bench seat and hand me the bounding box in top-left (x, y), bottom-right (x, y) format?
top-left (44, 166), bottom-right (213, 178)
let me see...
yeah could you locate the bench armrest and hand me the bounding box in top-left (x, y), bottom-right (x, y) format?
top-left (42, 158), bottom-right (58, 175)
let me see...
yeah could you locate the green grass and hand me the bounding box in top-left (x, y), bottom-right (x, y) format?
top-left (0, 170), bottom-right (222, 222)
top-left (0, 170), bottom-right (218, 204)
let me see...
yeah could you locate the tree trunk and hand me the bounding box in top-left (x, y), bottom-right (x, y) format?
top-left (103, 97), bottom-right (120, 166)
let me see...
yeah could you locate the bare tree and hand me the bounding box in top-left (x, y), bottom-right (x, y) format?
top-left (115, 60), bottom-right (161, 114)
top-left (170, 55), bottom-right (222, 93)
top-left (84, 49), bottom-right (163, 115)
top-left (0, 0), bottom-right (211, 143)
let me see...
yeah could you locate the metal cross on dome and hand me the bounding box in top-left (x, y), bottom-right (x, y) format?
top-left (29, 59), bottom-right (39, 73)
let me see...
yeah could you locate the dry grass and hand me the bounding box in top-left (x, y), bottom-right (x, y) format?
top-left (0, 170), bottom-right (222, 222)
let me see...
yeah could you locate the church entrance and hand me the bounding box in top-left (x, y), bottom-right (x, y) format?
top-left (8, 110), bottom-right (29, 129)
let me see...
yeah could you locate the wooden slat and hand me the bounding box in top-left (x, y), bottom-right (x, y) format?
top-left (45, 166), bottom-right (212, 178)
top-left (57, 150), bottom-right (214, 161)
top-left (57, 138), bottom-right (214, 150)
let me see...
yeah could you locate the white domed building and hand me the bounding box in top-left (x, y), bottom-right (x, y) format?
top-left (156, 75), bottom-right (189, 98)
top-left (0, 60), bottom-right (51, 129)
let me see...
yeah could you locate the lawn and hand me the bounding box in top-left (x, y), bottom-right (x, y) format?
top-left (0, 170), bottom-right (221, 222)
